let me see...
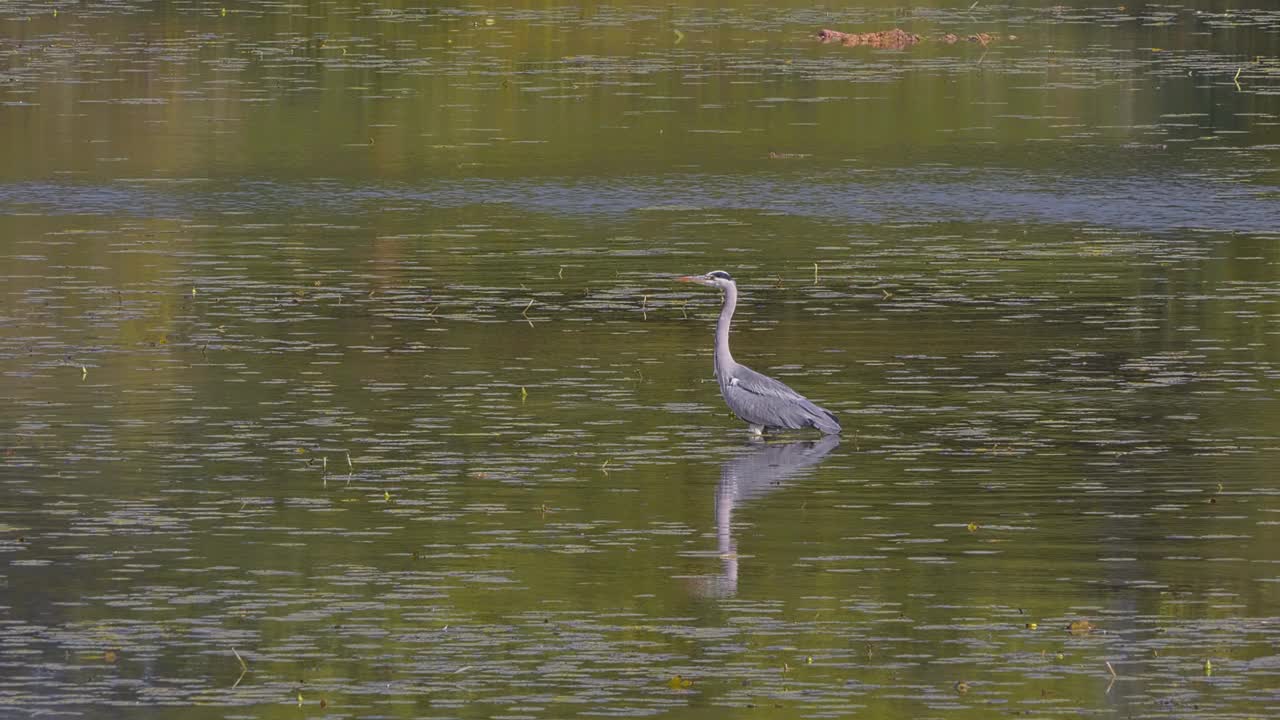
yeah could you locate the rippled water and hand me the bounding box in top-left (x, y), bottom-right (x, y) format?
top-left (2, 1), bottom-right (1279, 718)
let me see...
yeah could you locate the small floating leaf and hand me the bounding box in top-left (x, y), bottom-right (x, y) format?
top-left (667, 674), bottom-right (692, 689)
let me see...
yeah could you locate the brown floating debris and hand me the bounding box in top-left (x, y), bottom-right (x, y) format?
top-left (1068, 619), bottom-right (1097, 635)
top-left (816, 28), bottom-right (921, 50)
top-left (821, 28), bottom-right (1001, 49)
top-left (941, 33), bottom-right (994, 46)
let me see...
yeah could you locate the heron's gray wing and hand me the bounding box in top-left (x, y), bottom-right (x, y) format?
top-left (729, 364), bottom-right (811, 400)
top-left (723, 365), bottom-right (842, 434)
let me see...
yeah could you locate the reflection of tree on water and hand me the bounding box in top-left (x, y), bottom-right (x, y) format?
top-left (695, 435), bottom-right (840, 598)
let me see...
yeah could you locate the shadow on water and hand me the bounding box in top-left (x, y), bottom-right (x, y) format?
top-left (693, 435), bottom-right (841, 599)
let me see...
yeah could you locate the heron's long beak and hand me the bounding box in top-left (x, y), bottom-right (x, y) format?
top-left (678, 275), bottom-right (712, 285)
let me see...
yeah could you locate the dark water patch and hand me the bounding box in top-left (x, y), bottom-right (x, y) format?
top-left (3, 169), bottom-right (1279, 233)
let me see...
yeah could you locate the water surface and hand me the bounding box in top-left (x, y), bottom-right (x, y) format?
top-left (2, 1), bottom-right (1279, 718)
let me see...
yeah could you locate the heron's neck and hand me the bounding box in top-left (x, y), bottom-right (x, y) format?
top-left (714, 283), bottom-right (737, 373)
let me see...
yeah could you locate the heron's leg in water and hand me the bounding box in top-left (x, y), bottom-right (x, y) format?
top-left (748, 424), bottom-right (765, 436)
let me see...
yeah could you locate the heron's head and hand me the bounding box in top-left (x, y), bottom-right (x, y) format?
top-left (678, 270), bottom-right (735, 290)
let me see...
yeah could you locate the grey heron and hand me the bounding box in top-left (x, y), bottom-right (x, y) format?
top-left (679, 270), bottom-right (842, 435)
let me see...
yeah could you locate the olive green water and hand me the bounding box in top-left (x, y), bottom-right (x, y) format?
top-left (2, 1), bottom-right (1280, 718)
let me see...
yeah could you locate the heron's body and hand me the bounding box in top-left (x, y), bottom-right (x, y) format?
top-left (682, 271), bottom-right (841, 435)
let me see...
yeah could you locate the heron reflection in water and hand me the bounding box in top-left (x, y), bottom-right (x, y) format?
top-left (693, 435), bottom-right (841, 598)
